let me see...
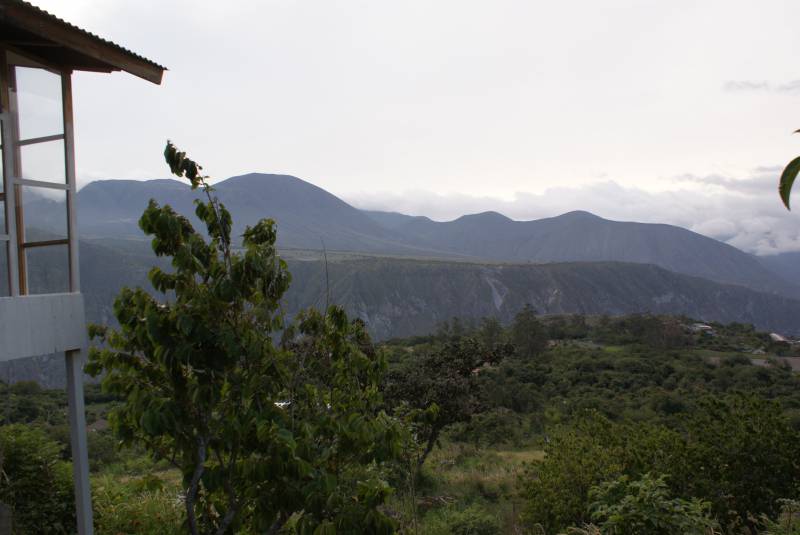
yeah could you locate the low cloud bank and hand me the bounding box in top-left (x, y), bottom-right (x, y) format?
top-left (344, 168), bottom-right (800, 256)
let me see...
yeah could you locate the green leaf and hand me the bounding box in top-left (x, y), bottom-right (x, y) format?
top-left (780, 155), bottom-right (800, 210)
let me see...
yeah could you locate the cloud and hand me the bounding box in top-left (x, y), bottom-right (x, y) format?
top-left (343, 168), bottom-right (800, 256)
top-left (723, 80), bottom-right (800, 94)
top-left (670, 173), bottom-right (774, 194)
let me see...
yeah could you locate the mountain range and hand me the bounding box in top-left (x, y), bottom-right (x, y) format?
top-left (7, 171), bottom-right (800, 387)
top-left (68, 173), bottom-right (798, 297)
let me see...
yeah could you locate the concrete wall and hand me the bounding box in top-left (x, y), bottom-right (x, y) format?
top-left (0, 293), bottom-right (86, 362)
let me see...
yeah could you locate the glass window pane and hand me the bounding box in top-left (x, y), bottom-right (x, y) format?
top-left (14, 66), bottom-right (64, 140)
top-left (20, 139), bottom-right (66, 183)
top-left (21, 186), bottom-right (67, 241)
top-left (26, 244), bottom-right (68, 294)
top-left (0, 199), bottom-right (5, 235)
top-left (0, 243), bottom-right (8, 297)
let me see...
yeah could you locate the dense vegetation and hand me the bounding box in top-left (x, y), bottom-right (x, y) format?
top-left (3, 311), bottom-right (800, 533)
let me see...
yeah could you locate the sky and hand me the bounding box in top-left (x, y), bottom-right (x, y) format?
top-left (30, 0), bottom-right (800, 255)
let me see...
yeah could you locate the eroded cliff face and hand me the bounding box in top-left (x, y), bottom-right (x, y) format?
top-left (284, 258), bottom-right (800, 341)
top-left (7, 252), bottom-right (800, 388)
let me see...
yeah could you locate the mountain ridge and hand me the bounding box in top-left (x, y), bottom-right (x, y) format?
top-left (67, 173), bottom-right (799, 297)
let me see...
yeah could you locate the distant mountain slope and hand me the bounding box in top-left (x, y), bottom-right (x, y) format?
top-left (72, 174), bottom-right (797, 296)
top-left (71, 239), bottom-right (800, 341)
top-left (75, 175), bottom-right (443, 256)
top-left (368, 209), bottom-right (798, 297)
top-left (759, 252), bottom-right (800, 285)
top-left (8, 240), bottom-right (800, 387)
top-left (285, 256), bottom-right (800, 339)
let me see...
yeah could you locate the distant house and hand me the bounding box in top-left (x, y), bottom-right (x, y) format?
top-left (770, 333), bottom-right (791, 343)
top-left (688, 323), bottom-right (715, 335)
top-left (0, 2), bottom-right (164, 533)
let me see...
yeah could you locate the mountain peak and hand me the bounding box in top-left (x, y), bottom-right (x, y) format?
top-left (454, 211), bottom-right (513, 224)
top-left (554, 210), bottom-right (603, 221)
top-left (220, 172), bottom-right (308, 187)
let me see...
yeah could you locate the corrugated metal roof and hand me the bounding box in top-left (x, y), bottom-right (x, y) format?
top-left (0, 0), bottom-right (166, 83)
top-left (11, 0), bottom-right (166, 70)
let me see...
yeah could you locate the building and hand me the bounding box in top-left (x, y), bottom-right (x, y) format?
top-left (0, 2), bottom-right (165, 533)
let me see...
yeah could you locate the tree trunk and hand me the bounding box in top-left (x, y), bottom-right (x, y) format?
top-left (185, 439), bottom-right (207, 535)
top-left (417, 431), bottom-right (438, 471)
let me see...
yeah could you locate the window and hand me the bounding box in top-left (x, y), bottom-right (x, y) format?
top-left (14, 66), bottom-right (64, 141)
top-left (1, 53), bottom-right (77, 296)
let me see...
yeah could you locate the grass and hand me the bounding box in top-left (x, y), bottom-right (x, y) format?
top-left (92, 469), bottom-right (184, 534)
top-left (391, 441), bottom-right (545, 534)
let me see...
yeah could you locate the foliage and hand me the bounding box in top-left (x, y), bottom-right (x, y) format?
top-left (418, 504), bottom-right (501, 535)
top-left (761, 499), bottom-right (800, 535)
top-left (520, 396), bottom-right (800, 534)
top-left (0, 424), bottom-right (75, 534)
top-left (510, 305), bottom-right (548, 358)
top-left (780, 130), bottom-right (800, 209)
top-left (92, 473), bottom-right (184, 534)
top-left (446, 504), bottom-right (501, 535)
top-left (585, 473), bottom-right (719, 535)
top-left (678, 396), bottom-right (800, 528)
top-left (87, 142), bottom-right (403, 534)
top-left (520, 413), bottom-right (629, 533)
top-left (384, 337), bottom-right (510, 469)
top-left (450, 408), bottom-right (526, 448)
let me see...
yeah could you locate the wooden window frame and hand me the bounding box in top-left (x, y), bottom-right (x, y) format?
top-left (0, 46), bottom-right (79, 296)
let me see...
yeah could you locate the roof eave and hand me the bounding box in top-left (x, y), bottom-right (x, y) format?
top-left (0, 1), bottom-right (165, 84)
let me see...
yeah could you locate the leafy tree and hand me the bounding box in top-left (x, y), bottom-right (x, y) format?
top-left (510, 305), bottom-right (548, 358)
top-left (520, 397), bottom-right (800, 534)
top-left (677, 396), bottom-right (800, 529)
top-left (87, 142), bottom-right (403, 534)
top-left (477, 316), bottom-right (504, 350)
top-left (520, 413), bottom-right (630, 533)
top-left (0, 424), bottom-right (75, 534)
top-left (384, 338), bottom-right (510, 469)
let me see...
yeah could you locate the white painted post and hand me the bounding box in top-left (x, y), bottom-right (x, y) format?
top-left (65, 349), bottom-right (93, 535)
top-left (62, 69), bottom-right (93, 535)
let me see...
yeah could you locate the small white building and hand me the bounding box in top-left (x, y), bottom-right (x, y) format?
top-left (0, 2), bottom-right (164, 533)
top-left (688, 323), bottom-right (715, 335)
top-left (770, 333), bottom-right (789, 344)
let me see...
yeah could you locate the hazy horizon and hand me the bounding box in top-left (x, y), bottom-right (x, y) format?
top-left (30, 0), bottom-right (800, 255)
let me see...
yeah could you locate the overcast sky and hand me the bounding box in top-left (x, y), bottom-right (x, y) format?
top-left (32, 0), bottom-right (800, 254)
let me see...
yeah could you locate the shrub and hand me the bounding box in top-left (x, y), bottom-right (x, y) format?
top-left (448, 504), bottom-right (501, 535)
top-left (0, 424), bottom-right (75, 534)
top-left (761, 500), bottom-right (800, 535)
top-left (422, 505), bottom-right (501, 535)
top-left (586, 473), bottom-right (719, 535)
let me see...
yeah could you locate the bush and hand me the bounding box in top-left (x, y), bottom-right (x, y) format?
top-left (520, 397), bottom-right (800, 533)
top-left (448, 504), bottom-right (501, 535)
top-left (451, 408), bottom-right (524, 447)
top-left (0, 424), bottom-right (75, 534)
top-left (422, 504), bottom-right (501, 535)
top-left (761, 500), bottom-right (800, 535)
top-left (586, 473), bottom-right (719, 535)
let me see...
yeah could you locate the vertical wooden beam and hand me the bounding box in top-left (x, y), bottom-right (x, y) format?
top-left (0, 49), bottom-right (19, 297)
top-left (62, 72), bottom-right (79, 293)
top-left (5, 64), bottom-right (25, 295)
top-left (65, 349), bottom-right (93, 535)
